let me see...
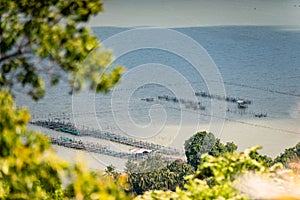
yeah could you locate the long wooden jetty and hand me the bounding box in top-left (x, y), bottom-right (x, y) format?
top-left (50, 136), bottom-right (136, 159)
top-left (31, 120), bottom-right (183, 156)
top-left (50, 136), bottom-right (174, 160)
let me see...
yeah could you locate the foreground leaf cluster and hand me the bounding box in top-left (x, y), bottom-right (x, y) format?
top-left (0, 90), bottom-right (129, 199)
top-left (0, 0), bottom-right (123, 100)
top-left (136, 147), bottom-right (275, 200)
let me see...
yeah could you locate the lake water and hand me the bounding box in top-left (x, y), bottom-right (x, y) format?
top-left (15, 26), bottom-right (300, 166)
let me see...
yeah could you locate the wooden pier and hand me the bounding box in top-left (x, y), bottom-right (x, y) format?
top-left (30, 120), bottom-right (184, 157)
top-left (50, 136), bottom-right (143, 159)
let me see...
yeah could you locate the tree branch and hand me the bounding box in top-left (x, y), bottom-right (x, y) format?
top-left (0, 41), bottom-right (30, 63)
top-left (0, 51), bottom-right (21, 63)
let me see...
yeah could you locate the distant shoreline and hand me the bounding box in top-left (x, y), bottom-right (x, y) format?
top-left (90, 25), bottom-right (300, 29)
top-left (89, 0), bottom-right (300, 27)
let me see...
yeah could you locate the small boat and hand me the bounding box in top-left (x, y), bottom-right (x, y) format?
top-left (237, 100), bottom-right (248, 109)
top-left (255, 113), bottom-right (267, 118)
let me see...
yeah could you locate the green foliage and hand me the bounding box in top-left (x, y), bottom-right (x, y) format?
top-left (194, 146), bottom-right (267, 185)
top-left (0, 90), bottom-right (129, 199)
top-left (64, 162), bottom-right (129, 200)
top-left (274, 142), bottom-right (300, 167)
top-left (135, 147), bottom-right (275, 200)
top-left (184, 131), bottom-right (237, 169)
top-left (104, 165), bottom-right (132, 194)
top-left (126, 154), bottom-right (166, 174)
top-left (0, 0), bottom-right (123, 100)
top-left (249, 149), bottom-right (274, 167)
top-left (105, 164), bottom-right (119, 180)
top-left (125, 156), bottom-right (195, 195)
top-left (225, 141), bottom-right (238, 153)
top-left (184, 131), bottom-right (215, 169)
top-left (166, 160), bottom-right (195, 188)
top-left (0, 89), bottom-right (66, 198)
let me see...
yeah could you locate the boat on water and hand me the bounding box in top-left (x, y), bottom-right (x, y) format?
top-left (255, 113), bottom-right (267, 118)
top-left (237, 100), bottom-right (248, 109)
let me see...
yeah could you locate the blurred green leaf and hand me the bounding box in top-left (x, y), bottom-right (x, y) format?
top-left (0, 0), bottom-right (123, 100)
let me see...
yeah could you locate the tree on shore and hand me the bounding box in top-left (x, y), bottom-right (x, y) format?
top-left (125, 156), bottom-right (195, 195)
top-left (184, 131), bottom-right (237, 169)
top-left (135, 146), bottom-right (300, 200)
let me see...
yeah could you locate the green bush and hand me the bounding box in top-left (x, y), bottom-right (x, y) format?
top-left (0, 90), bottom-right (129, 199)
top-left (136, 147), bottom-right (279, 200)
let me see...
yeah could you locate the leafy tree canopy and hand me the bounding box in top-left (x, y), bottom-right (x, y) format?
top-left (0, 89), bottom-right (129, 199)
top-left (274, 142), bottom-right (300, 167)
top-left (0, 0), bottom-right (123, 100)
top-left (135, 147), bottom-right (283, 200)
top-left (125, 156), bottom-right (195, 195)
top-left (184, 131), bottom-right (237, 169)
